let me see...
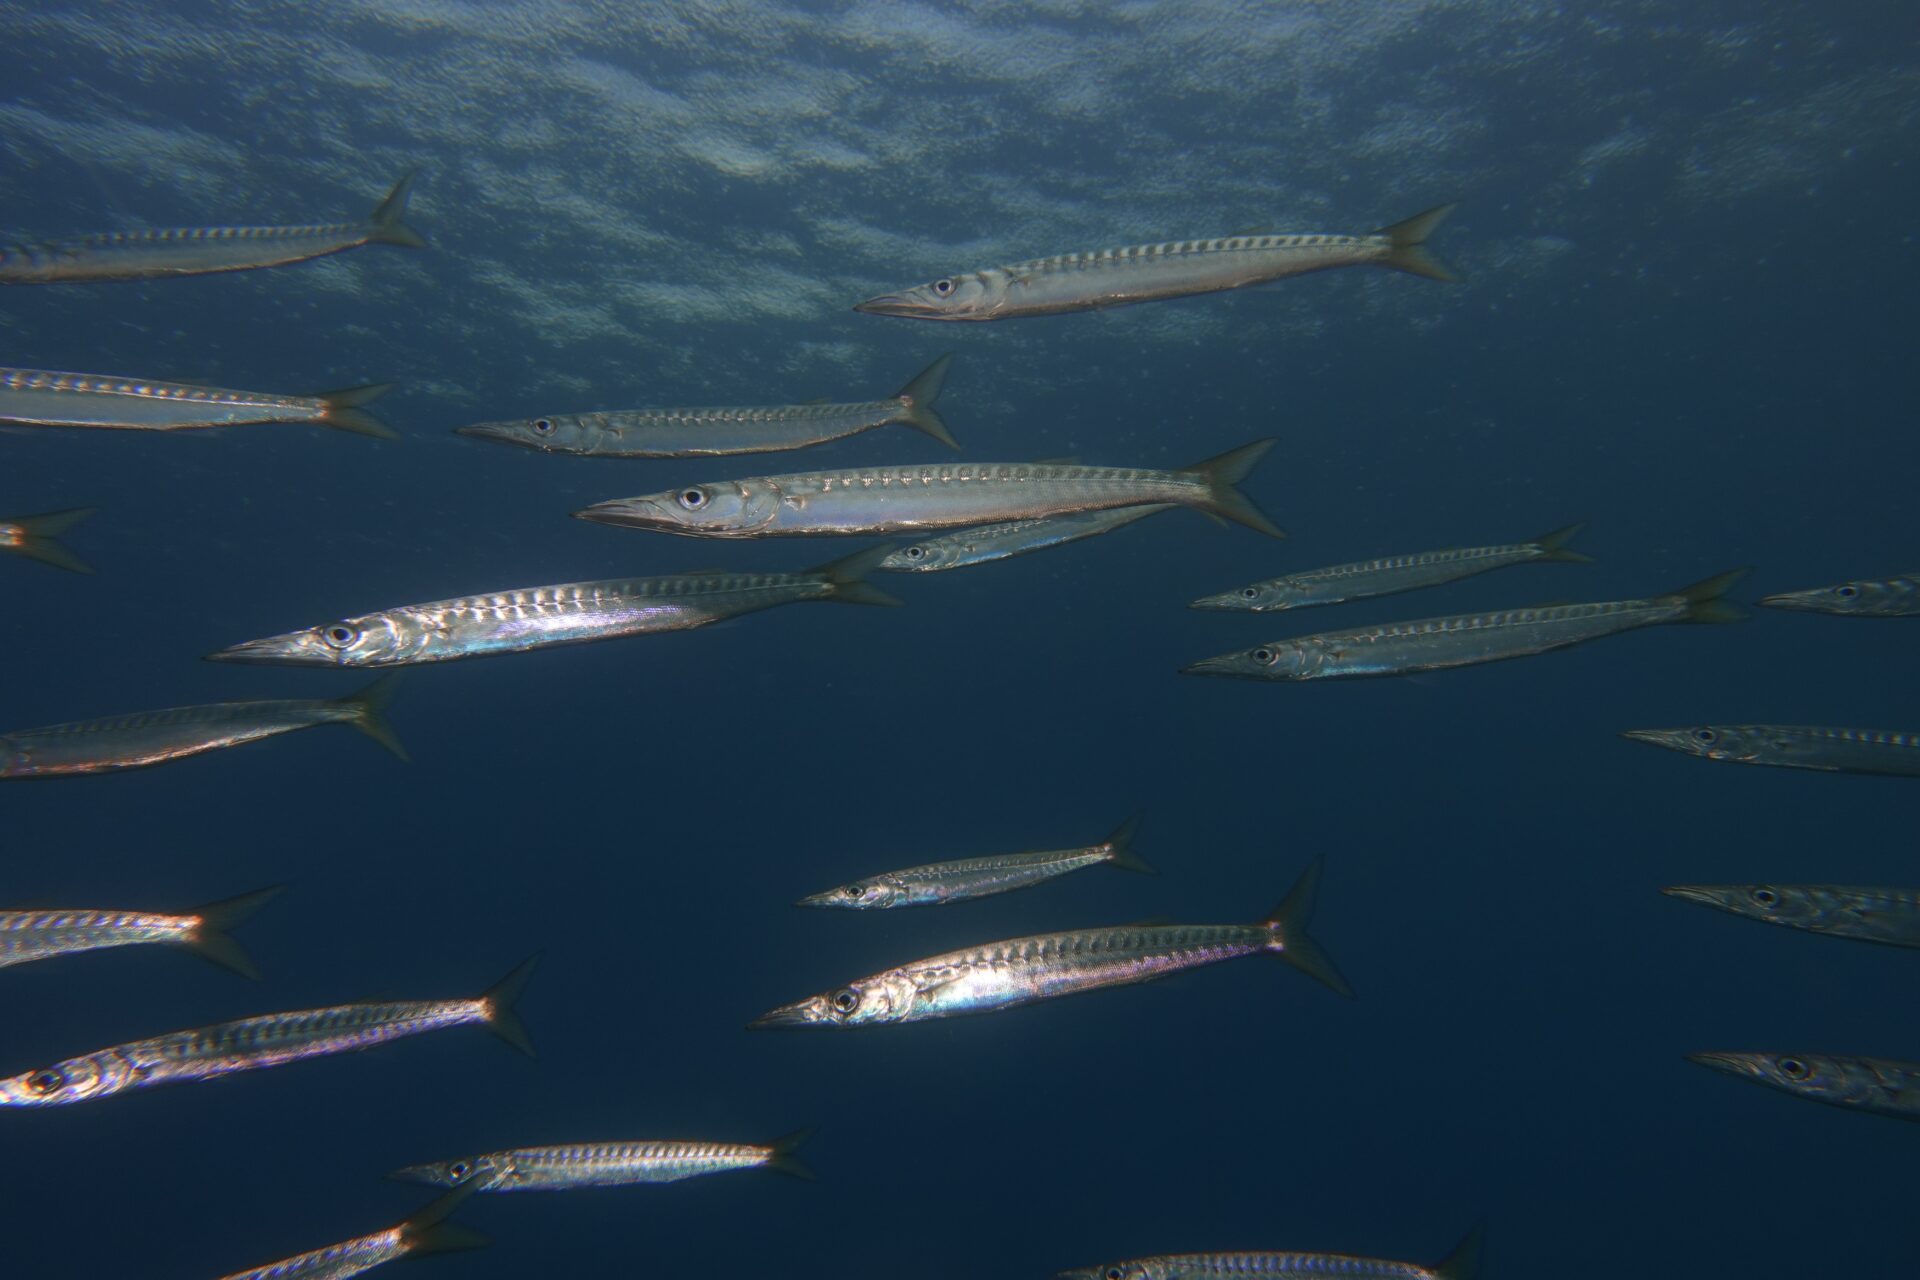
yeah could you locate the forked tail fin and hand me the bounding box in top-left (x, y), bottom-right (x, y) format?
top-left (1375, 203), bottom-right (1459, 282)
top-left (396, 1181), bottom-right (490, 1258)
top-left (1, 507), bottom-right (98, 573)
top-left (765, 1128), bottom-right (817, 1180)
top-left (368, 171), bottom-right (428, 249)
top-left (1528, 522), bottom-right (1592, 564)
top-left (891, 353), bottom-right (959, 449)
top-left (1666, 568), bottom-right (1750, 625)
top-left (342, 672), bottom-right (408, 761)
top-left (1261, 858), bottom-right (1354, 998)
top-left (185, 884), bottom-right (285, 979)
top-left (480, 954), bottom-right (540, 1057)
top-left (1100, 816), bottom-right (1154, 874)
top-left (1432, 1222), bottom-right (1486, 1280)
top-left (317, 383), bottom-right (398, 439)
top-left (1180, 438), bottom-right (1285, 537)
top-left (812, 544), bottom-right (903, 607)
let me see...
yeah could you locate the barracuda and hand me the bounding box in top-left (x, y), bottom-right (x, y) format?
top-left (0, 367), bottom-right (396, 438)
top-left (1759, 572), bottom-right (1920, 616)
top-left (1662, 883), bottom-right (1920, 948)
top-left (880, 504), bottom-right (1172, 572)
top-left (0, 172), bottom-right (424, 285)
top-left (1623, 724), bottom-right (1920, 778)
top-left (577, 439), bottom-right (1281, 540)
top-left (750, 860), bottom-right (1349, 1028)
top-left (1183, 569), bottom-right (1745, 681)
top-left (1192, 523), bottom-right (1589, 612)
top-left (390, 1130), bottom-right (813, 1191)
top-left (854, 205), bottom-right (1456, 320)
top-left (1058, 1224), bottom-right (1485, 1280)
top-left (1687, 1051), bottom-right (1920, 1123)
top-left (209, 546), bottom-right (899, 668)
top-left (456, 353), bottom-right (957, 457)
top-left (797, 818), bottom-right (1150, 910)
top-left (0, 885), bottom-right (281, 976)
top-left (0, 956), bottom-right (536, 1108)
top-left (0, 506), bottom-right (97, 573)
top-left (216, 1183), bottom-right (489, 1280)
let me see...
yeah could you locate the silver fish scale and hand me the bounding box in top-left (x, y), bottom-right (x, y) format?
top-left (902, 847), bottom-right (1107, 883)
top-left (1140, 1252), bottom-right (1430, 1279)
top-left (144, 998), bottom-right (477, 1066)
top-left (593, 399), bottom-right (899, 426)
top-left (1333, 599), bottom-right (1665, 641)
top-left (21, 700), bottom-right (338, 738)
top-left (799, 461), bottom-right (1197, 494)
top-left (0, 368), bottom-right (305, 410)
top-left (433, 572), bottom-right (832, 618)
top-left (1288, 544), bottom-right (1534, 581)
top-left (218, 1229), bottom-right (406, 1280)
top-left (503, 1140), bottom-right (767, 1183)
top-left (1010, 233), bottom-right (1379, 276)
top-left (919, 923), bottom-right (1264, 983)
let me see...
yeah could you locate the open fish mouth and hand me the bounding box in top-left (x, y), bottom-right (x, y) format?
top-left (746, 996), bottom-right (830, 1029)
top-left (574, 498), bottom-right (669, 530)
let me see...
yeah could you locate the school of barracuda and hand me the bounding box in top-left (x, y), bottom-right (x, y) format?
top-left (0, 142), bottom-right (1909, 1280)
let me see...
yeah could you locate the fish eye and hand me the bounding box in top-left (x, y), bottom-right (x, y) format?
top-left (843, 884), bottom-right (864, 898)
top-left (831, 988), bottom-right (860, 1014)
top-left (322, 623), bottom-right (358, 650)
top-left (933, 278), bottom-right (955, 296)
top-left (1693, 728), bottom-right (1718, 744)
top-left (1779, 1057), bottom-right (1809, 1078)
top-left (1251, 648), bottom-right (1275, 664)
top-left (1836, 585), bottom-right (1858, 597)
top-left (25, 1068), bottom-right (63, 1094)
top-left (905, 546), bottom-right (925, 559)
top-left (1241, 587), bottom-right (1258, 600)
top-left (449, 1160), bottom-right (471, 1178)
top-left (532, 418), bottom-right (554, 435)
top-left (678, 488), bottom-right (709, 510)
top-left (1751, 887), bottom-right (1778, 907)
top-left (1106, 1269), bottom-right (1125, 1280)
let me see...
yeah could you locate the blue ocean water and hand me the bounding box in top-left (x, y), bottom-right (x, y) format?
top-left (1, 2), bottom-right (1916, 1276)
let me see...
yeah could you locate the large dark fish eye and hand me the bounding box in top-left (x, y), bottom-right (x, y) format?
top-left (1693, 728), bottom-right (1718, 744)
top-left (843, 884), bottom-right (864, 898)
top-left (1751, 887), bottom-right (1778, 907)
top-left (904, 546), bottom-right (925, 559)
top-left (25, 1068), bottom-right (63, 1093)
top-left (1251, 648), bottom-right (1275, 664)
top-left (933, 278), bottom-right (955, 296)
top-left (1241, 587), bottom-right (1259, 600)
top-left (1836, 584), bottom-right (1858, 597)
top-left (678, 488), bottom-right (709, 510)
top-left (449, 1161), bottom-right (471, 1179)
top-left (832, 988), bottom-right (860, 1014)
top-left (322, 623), bottom-right (358, 649)
top-left (1778, 1057), bottom-right (1809, 1079)
top-left (532, 418), bottom-right (554, 435)
top-left (1106, 1268), bottom-right (1125, 1280)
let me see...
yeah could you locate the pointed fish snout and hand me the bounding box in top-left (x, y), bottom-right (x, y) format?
top-left (747, 999), bottom-right (820, 1030)
top-left (206, 636), bottom-right (312, 666)
top-left (1685, 1050), bottom-right (1754, 1076)
top-left (1659, 885), bottom-right (1719, 906)
top-left (1179, 656), bottom-right (1238, 677)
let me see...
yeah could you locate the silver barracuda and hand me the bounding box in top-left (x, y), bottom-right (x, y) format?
top-left (0, 672), bottom-right (407, 779)
top-left (853, 205), bottom-right (1456, 320)
top-left (1191, 523), bottom-right (1589, 612)
top-left (1622, 724), bottom-right (1920, 778)
top-left (216, 1184), bottom-right (488, 1280)
top-left (749, 860), bottom-right (1349, 1028)
top-left (1058, 1224), bottom-right (1485, 1280)
top-left (797, 818), bottom-right (1151, 910)
top-left (207, 546), bottom-right (899, 669)
top-left (1662, 883), bottom-right (1920, 949)
top-left (1687, 1051), bottom-right (1920, 1124)
top-left (0, 506), bottom-right (96, 573)
top-left (879, 504), bottom-right (1173, 573)
top-left (0, 172), bottom-right (424, 285)
top-left (0, 956), bottom-right (535, 1108)
top-left (0, 885), bottom-right (281, 977)
top-left (0, 368), bottom-right (396, 439)
top-left (456, 353), bottom-right (958, 457)
top-left (1182, 569), bottom-right (1746, 682)
top-left (1759, 572), bottom-right (1920, 617)
top-left (391, 1130), bottom-right (813, 1191)
top-left (576, 439), bottom-right (1282, 540)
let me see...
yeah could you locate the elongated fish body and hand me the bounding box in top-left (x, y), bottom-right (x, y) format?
top-left (208, 547), bottom-right (899, 668)
top-left (1191, 523), bottom-right (1589, 612)
top-left (797, 819), bottom-right (1150, 909)
top-left (217, 1185), bottom-right (487, 1280)
top-left (0, 368), bottom-right (396, 438)
top-left (1759, 573), bottom-right (1920, 616)
top-left (0, 172), bottom-right (425, 285)
top-left (880, 504), bottom-right (1173, 572)
top-left (1182, 570), bottom-right (1746, 681)
top-left (0, 674), bottom-right (406, 778)
top-left (391, 1131), bottom-right (813, 1191)
top-left (456, 354), bottom-right (958, 457)
top-left (1687, 1051), bottom-right (1920, 1123)
top-left (854, 206), bottom-right (1456, 320)
top-left (0, 885), bottom-right (281, 976)
top-left (1059, 1224), bottom-right (1485, 1280)
top-left (577, 440), bottom-right (1281, 540)
top-left (751, 861), bottom-right (1349, 1028)
top-left (1622, 725), bottom-right (1920, 778)
top-left (1662, 884), bottom-right (1920, 948)
top-left (0, 957), bottom-right (535, 1107)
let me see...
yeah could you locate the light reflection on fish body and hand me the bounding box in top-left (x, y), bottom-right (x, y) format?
top-left (1622, 724), bottom-right (1920, 778)
top-left (752, 860), bottom-right (1348, 1028)
top-left (1058, 1223), bottom-right (1485, 1280)
top-left (880, 504), bottom-right (1172, 572)
top-left (216, 1182), bottom-right (488, 1280)
top-left (1661, 883), bottom-right (1920, 948)
top-left (0, 885), bottom-right (281, 976)
top-left (0, 368), bottom-right (396, 438)
top-left (797, 819), bottom-right (1150, 909)
top-left (1687, 1051), bottom-right (1920, 1123)
top-left (1759, 573), bottom-right (1920, 616)
top-left (391, 1131), bottom-right (813, 1191)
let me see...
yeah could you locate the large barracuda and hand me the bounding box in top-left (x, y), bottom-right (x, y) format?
top-left (1622, 724), bottom-right (1920, 778)
top-left (749, 860), bottom-right (1349, 1028)
top-left (391, 1130), bottom-right (813, 1191)
top-left (1759, 573), bottom-right (1920, 616)
top-left (0, 885), bottom-right (281, 976)
top-left (0, 673), bottom-right (407, 779)
top-left (1662, 883), bottom-right (1920, 949)
top-left (797, 818), bottom-right (1151, 910)
top-left (1191, 523), bottom-right (1589, 612)
top-left (1687, 1051), bottom-right (1920, 1124)
top-left (0, 956), bottom-right (535, 1108)
top-left (208, 546), bottom-right (899, 668)
top-left (576, 439), bottom-right (1281, 539)
top-left (0, 368), bottom-right (396, 438)
top-left (879, 504), bottom-right (1172, 573)
top-left (854, 205), bottom-right (1456, 320)
top-left (455, 354), bottom-right (958, 457)
top-left (0, 172), bottom-right (424, 285)
top-left (1182, 570), bottom-right (1746, 681)
top-left (0, 507), bottom-right (96, 573)
top-left (216, 1184), bottom-right (488, 1280)
top-left (1058, 1224), bottom-right (1485, 1280)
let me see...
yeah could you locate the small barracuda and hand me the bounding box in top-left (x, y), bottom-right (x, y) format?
top-left (207, 546), bottom-right (899, 668)
top-left (1662, 883), bottom-right (1920, 948)
top-left (216, 1183), bottom-right (489, 1280)
top-left (0, 172), bottom-right (424, 285)
top-left (390, 1129), bottom-right (814, 1191)
top-left (1191, 523), bottom-right (1589, 612)
top-left (0, 506), bottom-right (96, 573)
top-left (455, 353), bottom-right (958, 457)
top-left (749, 860), bottom-right (1349, 1028)
top-left (797, 818), bottom-right (1151, 909)
top-left (879, 504), bottom-right (1173, 573)
top-left (0, 673), bottom-right (407, 778)
top-left (0, 956), bottom-right (535, 1108)
top-left (1759, 573), bottom-right (1920, 616)
top-left (853, 205), bottom-right (1455, 320)
top-left (1622, 724), bottom-right (1920, 778)
top-left (0, 367), bottom-right (396, 438)
top-left (1182, 569), bottom-right (1746, 682)
top-left (1687, 1051), bottom-right (1920, 1124)
top-left (1058, 1224), bottom-right (1485, 1280)
top-left (0, 885), bottom-right (281, 977)
top-left (576, 439), bottom-right (1281, 540)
